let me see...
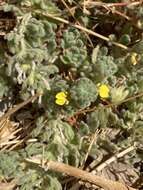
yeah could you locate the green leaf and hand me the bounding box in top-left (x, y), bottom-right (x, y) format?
top-left (111, 86), bottom-right (129, 104)
top-left (91, 45), bottom-right (100, 64)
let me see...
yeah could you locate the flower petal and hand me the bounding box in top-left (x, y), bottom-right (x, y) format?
top-left (55, 98), bottom-right (66, 105)
top-left (99, 84), bottom-right (109, 98)
top-left (55, 92), bottom-right (67, 99)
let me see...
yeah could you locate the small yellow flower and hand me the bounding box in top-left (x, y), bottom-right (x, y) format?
top-left (130, 52), bottom-right (138, 65)
top-left (98, 84), bottom-right (110, 98)
top-left (55, 91), bottom-right (69, 106)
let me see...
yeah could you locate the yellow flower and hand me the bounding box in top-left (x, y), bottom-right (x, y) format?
top-left (130, 52), bottom-right (138, 65)
top-left (55, 91), bottom-right (69, 106)
top-left (98, 84), bottom-right (110, 98)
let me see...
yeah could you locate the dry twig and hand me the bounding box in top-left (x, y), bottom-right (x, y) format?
top-left (75, 90), bottom-right (143, 116)
top-left (0, 93), bottom-right (39, 122)
top-left (25, 158), bottom-right (136, 190)
top-left (70, 145), bottom-right (136, 190)
top-left (35, 11), bottom-right (128, 50)
top-left (60, 0), bottom-right (93, 47)
top-left (91, 145), bottom-right (136, 174)
top-left (82, 129), bottom-right (100, 167)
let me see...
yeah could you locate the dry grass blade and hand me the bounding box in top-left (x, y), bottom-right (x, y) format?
top-left (82, 1), bottom-right (143, 8)
top-left (70, 129), bottom-right (101, 190)
top-left (0, 118), bottom-right (20, 149)
top-left (0, 179), bottom-right (17, 190)
top-left (0, 94), bottom-right (39, 150)
top-left (0, 31), bottom-right (5, 35)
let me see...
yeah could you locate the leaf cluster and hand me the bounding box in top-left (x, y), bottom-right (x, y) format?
top-left (0, 0), bottom-right (143, 189)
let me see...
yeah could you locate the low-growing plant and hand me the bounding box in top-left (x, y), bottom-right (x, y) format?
top-left (0, 0), bottom-right (143, 189)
